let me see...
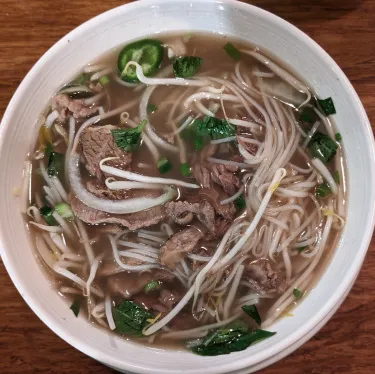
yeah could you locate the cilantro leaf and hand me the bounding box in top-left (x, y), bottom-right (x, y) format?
top-left (113, 300), bottom-right (152, 336)
top-left (173, 56), bottom-right (203, 78)
top-left (112, 120), bottom-right (147, 152)
top-left (193, 116), bottom-right (236, 140)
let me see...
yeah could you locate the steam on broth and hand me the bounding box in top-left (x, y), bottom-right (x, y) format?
top-left (22, 33), bottom-right (346, 355)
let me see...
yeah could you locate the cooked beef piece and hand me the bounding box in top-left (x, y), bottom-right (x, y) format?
top-left (166, 190), bottom-right (235, 237)
top-left (165, 201), bottom-right (199, 225)
top-left (192, 162), bottom-right (240, 195)
top-left (133, 294), bottom-right (169, 314)
top-left (159, 227), bottom-right (203, 268)
top-left (196, 200), bottom-right (216, 233)
top-left (107, 272), bottom-right (153, 299)
top-left (51, 94), bottom-right (98, 122)
top-left (80, 125), bottom-right (132, 181)
top-left (70, 194), bottom-right (165, 230)
top-left (97, 262), bottom-right (124, 277)
top-left (245, 259), bottom-right (286, 294)
top-left (86, 180), bottom-right (128, 200)
top-left (158, 288), bottom-right (183, 310)
top-left (107, 270), bottom-right (175, 299)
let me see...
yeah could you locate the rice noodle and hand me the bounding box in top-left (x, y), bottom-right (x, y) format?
top-left (45, 110), bottom-right (59, 129)
top-left (105, 178), bottom-right (167, 191)
top-left (105, 295), bottom-right (116, 330)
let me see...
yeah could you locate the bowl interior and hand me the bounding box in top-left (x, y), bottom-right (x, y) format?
top-left (0, 1), bottom-right (374, 373)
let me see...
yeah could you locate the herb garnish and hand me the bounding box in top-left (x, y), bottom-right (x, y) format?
top-left (308, 131), bottom-right (338, 163)
top-left (242, 305), bottom-right (261, 325)
top-left (111, 119), bottom-right (147, 152)
top-left (318, 97), bottom-right (336, 116)
top-left (173, 56), bottom-right (203, 78)
top-left (224, 42), bottom-right (241, 61)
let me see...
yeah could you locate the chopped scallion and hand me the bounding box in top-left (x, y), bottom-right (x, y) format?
top-left (144, 280), bottom-right (160, 294)
top-left (70, 299), bottom-right (81, 317)
top-left (234, 195), bottom-right (246, 211)
top-left (157, 157), bottom-right (172, 174)
top-left (47, 152), bottom-right (64, 177)
top-left (179, 163), bottom-right (191, 177)
top-left (335, 132), bottom-right (342, 142)
top-left (147, 103), bottom-right (158, 114)
top-left (293, 288), bottom-right (303, 300)
top-left (39, 206), bottom-right (55, 226)
top-left (316, 182), bottom-right (331, 198)
top-left (98, 75), bottom-right (110, 86)
top-left (318, 97), bottom-right (336, 116)
top-left (224, 42), bottom-right (241, 61)
top-left (55, 203), bottom-right (75, 221)
top-left (300, 107), bottom-right (317, 123)
top-left (334, 170), bottom-right (340, 185)
top-left (297, 246), bottom-right (307, 253)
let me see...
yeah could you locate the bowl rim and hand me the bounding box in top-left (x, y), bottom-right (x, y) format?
top-left (1, 0), bottom-right (375, 373)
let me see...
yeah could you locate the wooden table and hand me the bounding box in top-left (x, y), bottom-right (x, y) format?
top-left (1, 0), bottom-right (374, 373)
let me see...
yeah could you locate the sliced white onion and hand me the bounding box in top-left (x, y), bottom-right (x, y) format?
top-left (45, 110), bottom-right (59, 129)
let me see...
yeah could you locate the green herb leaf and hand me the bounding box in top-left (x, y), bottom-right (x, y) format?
top-left (70, 299), bottom-right (81, 317)
top-left (190, 322), bottom-right (276, 356)
top-left (55, 203), bottom-right (74, 221)
top-left (193, 116), bottom-right (236, 140)
top-left (113, 300), bottom-right (152, 336)
top-left (293, 288), bottom-right (303, 300)
top-left (308, 131), bottom-right (338, 163)
top-left (157, 157), bottom-right (172, 174)
top-left (99, 75), bottom-right (110, 86)
top-left (224, 42), bottom-right (241, 61)
top-left (144, 280), bottom-right (160, 294)
top-left (111, 119), bottom-right (147, 152)
top-left (179, 163), bottom-right (191, 177)
top-left (173, 56), bottom-right (203, 78)
top-left (47, 152), bottom-right (64, 177)
top-left (194, 135), bottom-right (205, 151)
top-left (147, 104), bottom-right (158, 114)
top-left (318, 97), bottom-right (336, 116)
top-left (297, 246), bottom-right (307, 253)
top-left (44, 141), bottom-right (53, 162)
top-left (300, 107), bottom-right (317, 124)
top-left (234, 195), bottom-right (246, 211)
top-left (334, 170), bottom-right (340, 185)
top-left (316, 182), bottom-right (331, 198)
top-left (39, 206), bottom-right (56, 226)
top-left (242, 305), bottom-right (261, 325)
top-left (335, 132), bottom-right (342, 142)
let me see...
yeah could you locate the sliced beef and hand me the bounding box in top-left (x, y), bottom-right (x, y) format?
top-left (165, 201), bottom-right (199, 225)
top-left (166, 191), bottom-right (235, 237)
top-left (107, 270), bottom-right (175, 299)
top-left (70, 194), bottom-right (165, 230)
top-left (87, 180), bottom-right (128, 200)
top-left (80, 125), bottom-right (132, 181)
top-left (107, 272), bottom-right (153, 299)
top-left (51, 94), bottom-right (98, 122)
top-left (159, 227), bottom-right (203, 268)
top-left (192, 162), bottom-right (240, 195)
top-left (133, 294), bottom-right (169, 314)
top-left (245, 259), bottom-right (286, 294)
top-left (158, 288), bottom-right (183, 310)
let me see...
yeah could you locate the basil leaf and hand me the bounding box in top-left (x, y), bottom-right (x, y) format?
top-left (242, 305), bottom-right (261, 325)
top-left (113, 300), bottom-right (152, 336)
top-left (173, 56), bottom-right (203, 78)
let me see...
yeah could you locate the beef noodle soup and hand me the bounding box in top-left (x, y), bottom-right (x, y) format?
top-left (22, 33), bottom-right (346, 355)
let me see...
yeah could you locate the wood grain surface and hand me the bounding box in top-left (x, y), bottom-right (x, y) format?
top-left (1, 0), bottom-right (374, 373)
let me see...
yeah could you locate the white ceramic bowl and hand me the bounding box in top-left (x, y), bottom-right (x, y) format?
top-left (1, 0), bottom-right (374, 373)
